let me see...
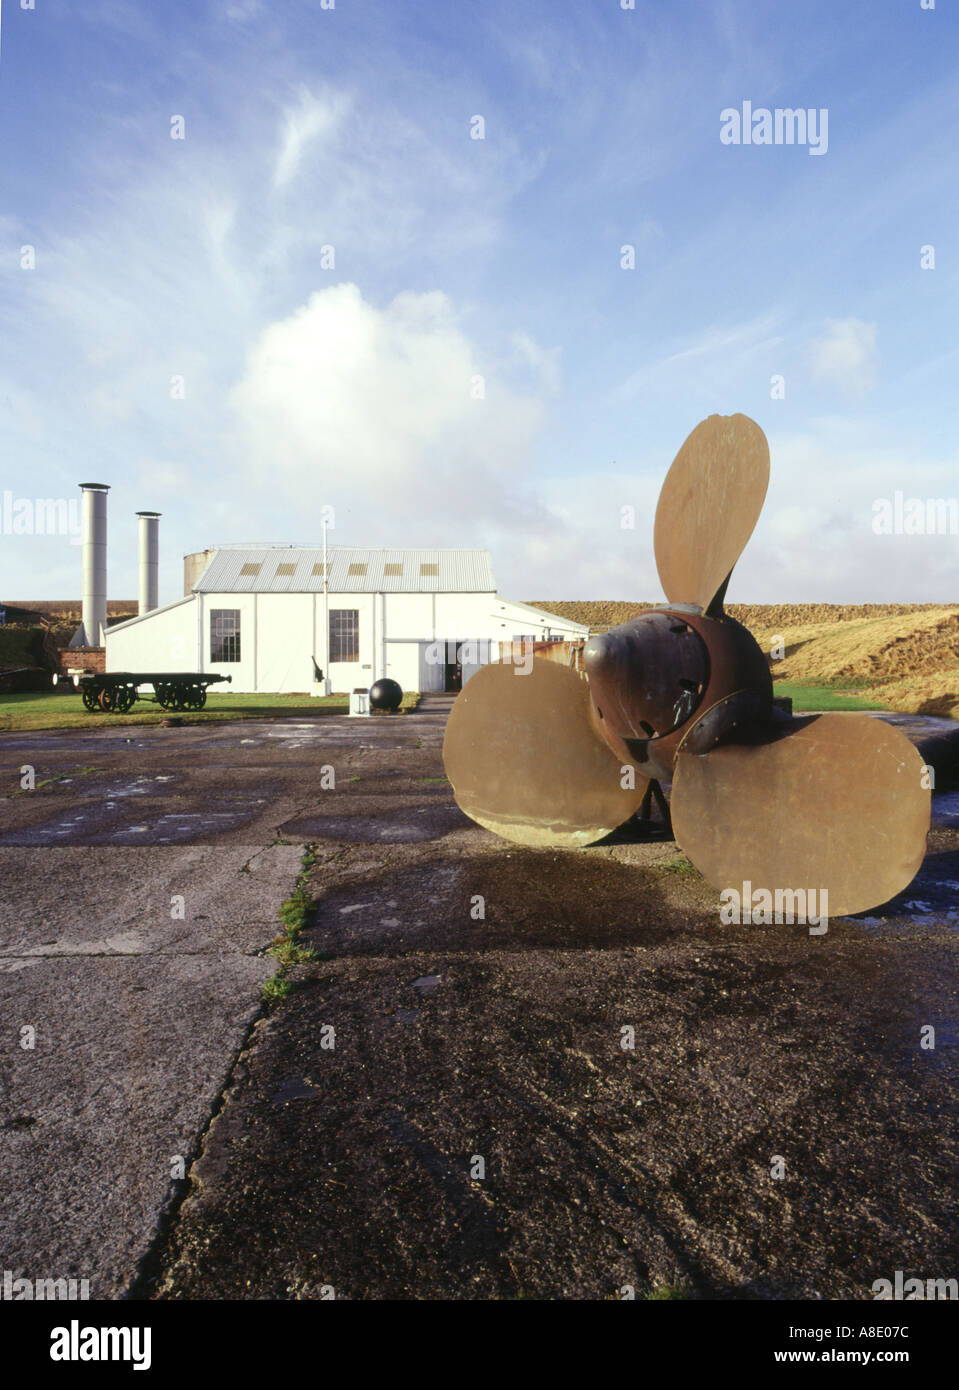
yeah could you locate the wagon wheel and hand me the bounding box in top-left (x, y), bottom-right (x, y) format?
top-left (169, 686), bottom-right (186, 711)
top-left (98, 686), bottom-right (119, 712)
top-left (194, 687), bottom-right (207, 709)
top-left (81, 687), bottom-right (99, 712)
top-left (118, 687), bottom-right (136, 712)
top-left (155, 684), bottom-right (171, 710)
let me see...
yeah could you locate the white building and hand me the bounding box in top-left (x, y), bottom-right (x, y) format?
top-left (105, 546), bottom-right (589, 694)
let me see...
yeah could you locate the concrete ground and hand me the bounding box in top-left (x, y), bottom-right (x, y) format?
top-left (0, 696), bottom-right (956, 1299)
top-left (0, 706), bottom-right (435, 1296)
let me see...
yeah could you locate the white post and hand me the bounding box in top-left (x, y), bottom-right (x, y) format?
top-left (322, 517), bottom-right (331, 695)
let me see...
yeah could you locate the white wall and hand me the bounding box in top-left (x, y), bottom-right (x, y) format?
top-left (384, 592), bottom-right (434, 637)
top-left (381, 640), bottom-right (427, 692)
top-left (435, 592), bottom-right (583, 644)
top-left (106, 596), bottom-right (196, 686)
top-left (107, 588), bottom-right (587, 694)
top-left (257, 593), bottom-right (314, 692)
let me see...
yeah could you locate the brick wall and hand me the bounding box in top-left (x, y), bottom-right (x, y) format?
top-left (58, 647), bottom-right (106, 675)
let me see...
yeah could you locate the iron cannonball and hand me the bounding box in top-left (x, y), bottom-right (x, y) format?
top-left (369, 678), bottom-right (403, 711)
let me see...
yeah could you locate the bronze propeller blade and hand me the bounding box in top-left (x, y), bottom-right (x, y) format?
top-left (654, 413), bottom-right (770, 613)
top-left (443, 658), bottom-right (648, 848)
top-left (440, 410), bottom-right (932, 919)
top-left (669, 713), bottom-right (931, 919)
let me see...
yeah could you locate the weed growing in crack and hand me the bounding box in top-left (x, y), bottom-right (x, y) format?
top-left (261, 843), bottom-right (320, 1008)
top-left (658, 855), bottom-right (699, 876)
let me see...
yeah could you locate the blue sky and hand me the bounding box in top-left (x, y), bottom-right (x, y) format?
top-left (2, 0), bottom-right (957, 605)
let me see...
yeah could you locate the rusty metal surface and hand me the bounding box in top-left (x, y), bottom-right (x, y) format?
top-left (670, 713), bottom-right (931, 918)
top-left (498, 639), bottom-right (585, 671)
top-left (865, 713), bottom-right (959, 791)
top-left (654, 414), bottom-right (769, 612)
top-left (443, 659), bottom-right (647, 847)
top-left (586, 607), bottom-right (773, 781)
top-left (583, 612), bottom-right (709, 739)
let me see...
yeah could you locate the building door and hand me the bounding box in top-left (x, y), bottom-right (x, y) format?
top-left (444, 642), bottom-right (462, 692)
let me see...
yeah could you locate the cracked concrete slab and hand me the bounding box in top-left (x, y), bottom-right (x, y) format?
top-left (0, 843), bottom-right (303, 956)
top-left (0, 834), bottom-right (302, 1296)
top-left (0, 952), bottom-right (272, 1297)
top-left (0, 708), bottom-right (430, 1297)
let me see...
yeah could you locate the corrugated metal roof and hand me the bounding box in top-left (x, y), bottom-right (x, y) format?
top-left (192, 547), bottom-right (497, 594)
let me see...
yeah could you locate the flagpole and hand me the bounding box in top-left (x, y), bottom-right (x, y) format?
top-left (322, 516), bottom-right (331, 695)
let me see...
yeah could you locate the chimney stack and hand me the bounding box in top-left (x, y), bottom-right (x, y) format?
top-left (136, 511), bottom-right (161, 615)
top-left (79, 483), bottom-right (109, 646)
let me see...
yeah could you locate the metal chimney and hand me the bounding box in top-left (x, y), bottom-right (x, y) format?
top-left (79, 483), bottom-right (109, 646)
top-left (136, 511), bottom-right (161, 615)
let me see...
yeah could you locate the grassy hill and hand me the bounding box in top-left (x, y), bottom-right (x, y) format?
top-left (0, 602), bottom-right (138, 660)
top-left (526, 602), bottom-right (959, 719)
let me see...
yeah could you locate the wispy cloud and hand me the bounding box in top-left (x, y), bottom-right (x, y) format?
top-left (809, 318), bottom-right (879, 398)
top-left (273, 88), bottom-right (351, 190)
top-left (612, 317), bottom-right (785, 402)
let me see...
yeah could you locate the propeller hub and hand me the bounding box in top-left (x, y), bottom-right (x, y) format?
top-left (583, 611), bottom-right (709, 741)
top-left (585, 608), bottom-right (773, 779)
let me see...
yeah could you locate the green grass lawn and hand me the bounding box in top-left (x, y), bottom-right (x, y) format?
top-left (774, 680), bottom-right (888, 711)
top-left (0, 689), bottom-right (421, 733)
top-left (0, 677), bottom-right (886, 733)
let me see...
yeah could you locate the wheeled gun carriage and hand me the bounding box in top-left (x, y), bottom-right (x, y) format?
top-left (53, 671), bottom-right (232, 713)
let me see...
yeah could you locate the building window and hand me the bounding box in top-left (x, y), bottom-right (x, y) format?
top-left (420, 562), bottom-right (439, 577)
top-left (276, 563), bottom-right (296, 576)
top-left (348, 563), bottom-right (367, 576)
top-left (239, 563), bottom-right (261, 576)
top-left (211, 609), bottom-right (241, 662)
top-left (329, 609), bottom-right (359, 662)
top-left (384, 563), bottom-right (403, 577)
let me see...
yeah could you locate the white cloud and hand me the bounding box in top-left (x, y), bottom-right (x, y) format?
top-left (503, 467), bottom-right (663, 601)
top-left (222, 0), bottom-right (263, 19)
top-left (273, 89), bottom-right (350, 190)
top-left (809, 318), bottom-right (879, 397)
top-left (509, 331), bottom-right (562, 397)
top-left (731, 423), bottom-right (959, 601)
top-left (229, 283), bottom-right (548, 530)
top-left (224, 285), bottom-right (679, 599)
